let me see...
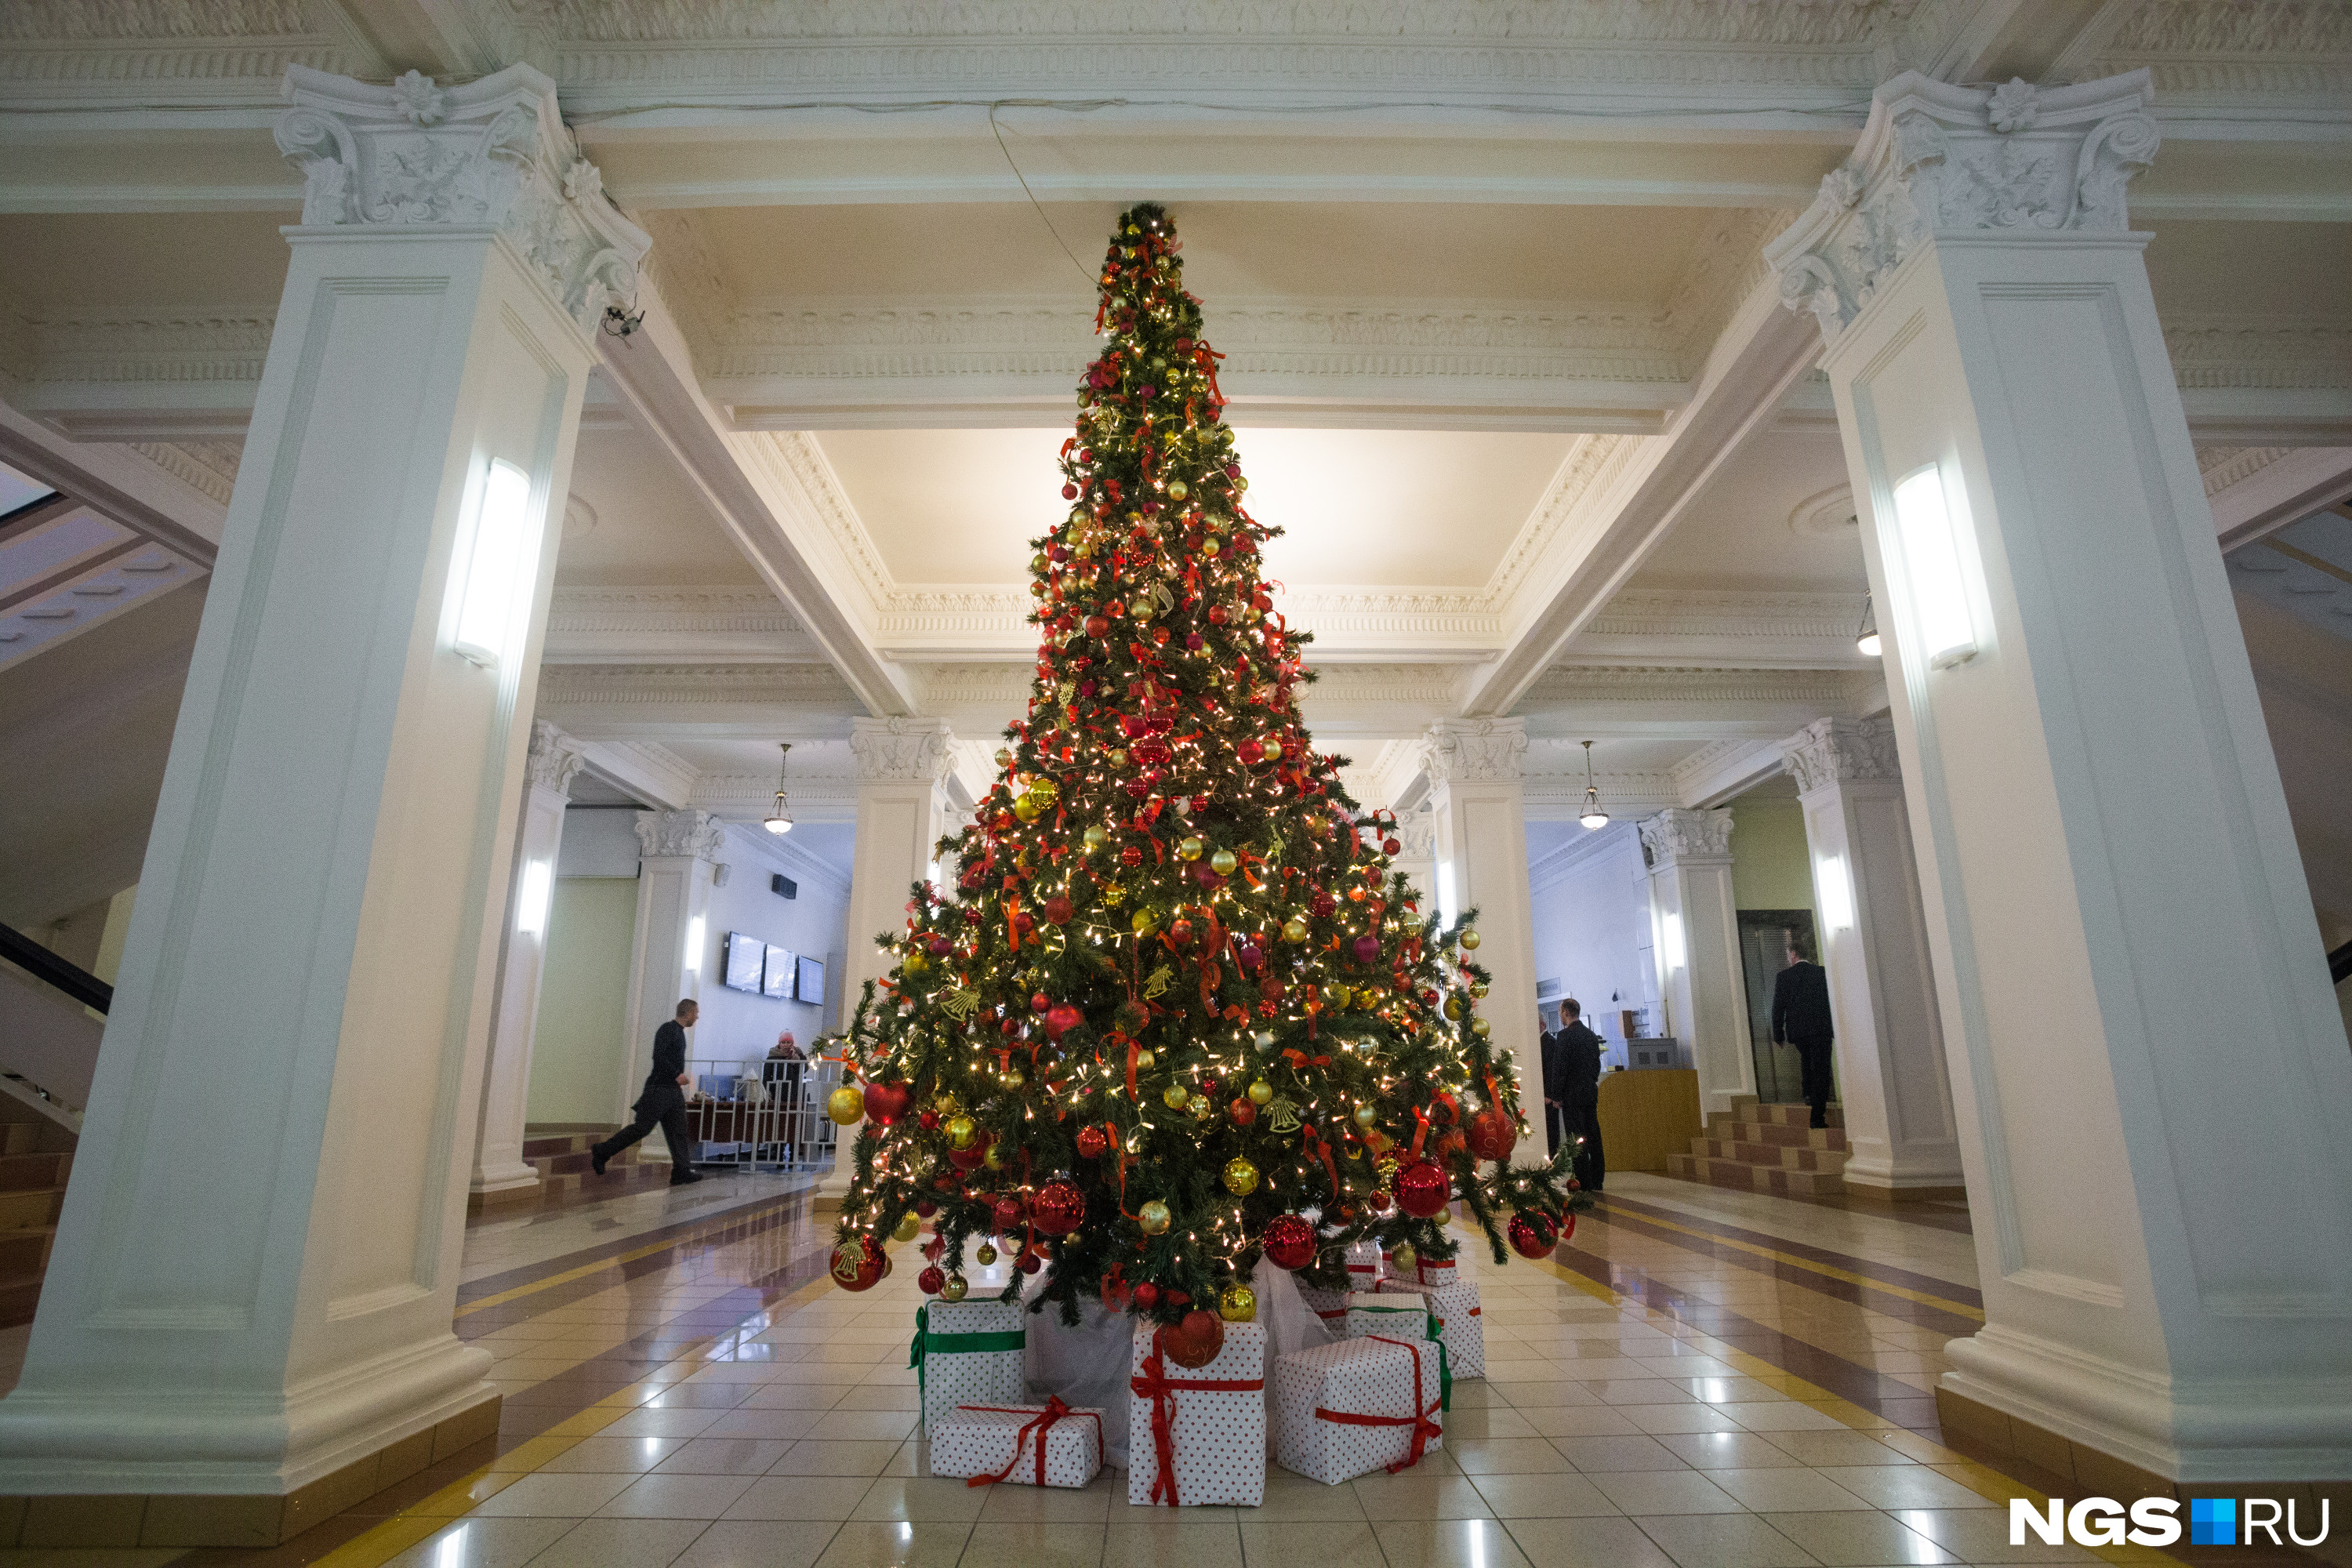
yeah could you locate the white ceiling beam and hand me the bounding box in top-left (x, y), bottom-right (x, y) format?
top-left (1458, 280), bottom-right (1821, 718)
top-left (589, 281), bottom-right (921, 718)
top-left (2209, 447), bottom-right (2352, 552)
top-left (575, 740), bottom-right (699, 812)
top-left (542, 585), bottom-right (825, 665)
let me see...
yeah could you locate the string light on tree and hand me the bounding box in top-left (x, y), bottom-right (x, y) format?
top-left (822, 203), bottom-right (1585, 1327)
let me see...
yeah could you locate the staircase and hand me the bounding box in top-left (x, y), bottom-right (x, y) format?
top-left (1664, 1096), bottom-right (1848, 1197)
top-left (0, 1102), bottom-right (74, 1327)
top-left (469, 1124), bottom-right (674, 1214)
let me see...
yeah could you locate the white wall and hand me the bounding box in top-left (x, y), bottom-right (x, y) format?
top-left (557, 808), bottom-right (644, 877)
top-left (1529, 821), bottom-right (1657, 1066)
top-left (688, 822), bottom-right (851, 1080)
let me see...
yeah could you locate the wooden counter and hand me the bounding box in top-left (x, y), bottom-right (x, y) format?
top-left (1595, 1067), bottom-right (1702, 1174)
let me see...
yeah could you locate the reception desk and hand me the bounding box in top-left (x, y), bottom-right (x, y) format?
top-left (1595, 1067), bottom-right (1702, 1174)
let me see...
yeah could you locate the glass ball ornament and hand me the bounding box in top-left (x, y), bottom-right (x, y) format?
top-left (1075, 1125), bottom-right (1110, 1160)
top-left (1471, 981), bottom-right (1490, 1000)
top-left (1131, 909), bottom-right (1156, 935)
top-left (1247, 1079), bottom-right (1273, 1105)
top-left (991, 1195), bottom-right (1025, 1232)
top-left (1352, 1103), bottom-right (1379, 1129)
top-left (892, 1212), bottom-right (921, 1243)
top-left (946, 1114), bottom-right (978, 1150)
top-left (829, 1239), bottom-right (886, 1292)
top-left (1508, 1211), bottom-right (1559, 1260)
top-left (1395, 1158), bottom-right (1450, 1218)
top-left (1138, 1199), bottom-right (1173, 1236)
top-left (1459, 927), bottom-right (1483, 951)
top-left (1218, 1283), bottom-right (1257, 1323)
top-left (940, 1271), bottom-right (970, 1301)
top-left (916, 1265), bottom-right (945, 1295)
top-left (1031, 1177), bottom-right (1086, 1236)
top-left (999, 1066), bottom-right (1026, 1091)
top-left (826, 1085), bottom-right (866, 1126)
top-left (1177, 836), bottom-right (1203, 861)
top-left (1392, 1241), bottom-right (1418, 1273)
top-left (975, 1243), bottom-right (997, 1267)
top-left (1261, 1213), bottom-right (1316, 1269)
top-left (983, 1138), bottom-right (1007, 1171)
top-left (1209, 848), bottom-right (1238, 876)
top-left (1222, 1156), bottom-right (1259, 1196)
top-left (1282, 916), bottom-right (1308, 942)
top-left (1134, 1048), bottom-right (1156, 1071)
top-left (1163, 1083), bottom-right (1190, 1111)
top-left (1083, 825), bottom-right (1108, 851)
top-left (1472, 1018), bottom-right (1492, 1038)
top-left (1465, 1109), bottom-right (1517, 1163)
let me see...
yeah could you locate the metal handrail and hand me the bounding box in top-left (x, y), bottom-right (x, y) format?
top-left (0, 922), bottom-right (111, 1014)
top-left (681, 1055), bottom-right (842, 1174)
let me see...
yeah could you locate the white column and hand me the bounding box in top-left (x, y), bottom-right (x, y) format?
top-left (1386, 804), bottom-right (1439, 914)
top-left (1421, 720), bottom-right (1543, 1163)
top-left (470, 720), bottom-right (583, 1198)
top-left (1639, 809), bottom-right (1757, 1116)
top-left (1784, 717), bottom-right (1962, 1193)
top-left (0, 66), bottom-right (646, 1504)
top-left (818, 717), bottom-right (955, 1207)
top-left (1769, 70), bottom-right (2352, 1482)
top-left (621, 811), bottom-right (724, 1127)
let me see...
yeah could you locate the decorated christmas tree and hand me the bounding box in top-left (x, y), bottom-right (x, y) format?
top-left (826, 204), bottom-right (1585, 1334)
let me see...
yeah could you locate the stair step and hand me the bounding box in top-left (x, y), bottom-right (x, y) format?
top-left (1693, 1138), bottom-right (1849, 1172)
top-left (1723, 1121), bottom-right (1849, 1152)
top-left (0, 1152), bottom-right (67, 1192)
top-left (1664, 1153), bottom-right (1847, 1197)
top-left (0, 1187), bottom-right (64, 1230)
top-left (1746, 1102), bottom-right (1846, 1130)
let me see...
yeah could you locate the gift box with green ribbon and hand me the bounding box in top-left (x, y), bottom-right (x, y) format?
top-left (911, 1299), bottom-right (1028, 1431)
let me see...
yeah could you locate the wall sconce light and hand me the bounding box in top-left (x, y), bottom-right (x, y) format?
top-left (515, 859), bottom-right (553, 937)
top-left (453, 458), bottom-right (536, 669)
top-left (1892, 463), bottom-right (1978, 669)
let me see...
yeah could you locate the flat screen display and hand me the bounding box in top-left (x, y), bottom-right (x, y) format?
top-left (763, 944), bottom-right (793, 1000)
top-left (796, 954), bottom-right (825, 1006)
top-left (722, 931), bottom-right (764, 993)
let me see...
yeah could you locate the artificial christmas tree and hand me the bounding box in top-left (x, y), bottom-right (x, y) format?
top-left (827, 203), bottom-right (1585, 1346)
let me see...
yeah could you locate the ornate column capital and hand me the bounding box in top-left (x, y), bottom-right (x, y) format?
top-left (273, 63), bottom-right (652, 335)
top-left (1763, 68), bottom-right (2161, 342)
top-left (634, 808), bottom-right (724, 862)
top-left (524, 718), bottom-right (586, 797)
top-left (1783, 716), bottom-right (1903, 797)
top-left (1639, 808), bottom-right (1735, 869)
top-left (848, 716), bottom-right (956, 785)
top-left (1392, 804), bottom-right (1439, 861)
top-left (1421, 718), bottom-right (1528, 786)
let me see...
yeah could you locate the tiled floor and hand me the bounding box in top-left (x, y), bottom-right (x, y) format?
top-left (16, 1171), bottom-right (2335, 1568)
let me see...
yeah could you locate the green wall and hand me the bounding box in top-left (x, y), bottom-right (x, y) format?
top-left (528, 877), bottom-right (637, 1123)
top-left (1730, 798), bottom-right (1817, 917)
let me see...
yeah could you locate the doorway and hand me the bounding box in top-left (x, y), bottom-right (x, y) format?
top-left (1737, 909), bottom-right (1820, 1105)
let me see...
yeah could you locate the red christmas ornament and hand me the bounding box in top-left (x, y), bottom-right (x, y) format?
top-left (1236, 739), bottom-right (1262, 765)
top-left (1465, 1110), bottom-right (1517, 1163)
top-left (1382, 837), bottom-right (1402, 856)
top-left (992, 1194), bottom-right (1027, 1233)
top-left (1031, 992), bottom-right (1052, 1013)
top-left (1508, 1211), bottom-right (1559, 1260)
top-left (1043, 895), bottom-right (1073, 926)
top-left (1261, 1214), bottom-right (1315, 1270)
top-left (1045, 1003), bottom-right (1083, 1040)
top-left (1160, 1309), bottom-right (1226, 1370)
top-left (1352, 935), bottom-right (1381, 964)
top-left (1229, 1097), bottom-right (1256, 1127)
top-left (917, 1265), bottom-right (946, 1294)
top-left (949, 1131), bottom-right (993, 1171)
top-left (1121, 845), bottom-right (1144, 869)
top-left (862, 1081), bottom-right (910, 1127)
top-left (829, 1240), bottom-right (887, 1292)
top-left (1395, 1159), bottom-right (1450, 1219)
top-left (1018, 1250), bottom-right (1042, 1274)
top-left (915, 1199), bottom-right (939, 1217)
top-left (1030, 1177), bottom-right (1087, 1236)
top-left (1312, 891), bottom-right (1337, 917)
top-left (1075, 1125), bottom-right (1110, 1160)
top-left (1084, 615), bottom-right (1110, 638)
top-left (1131, 1281), bottom-right (1160, 1311)
top-left (1367, 1187), bottom-right (1395, 1214)
top-left (1170, 918), bottom-right (1194, 946)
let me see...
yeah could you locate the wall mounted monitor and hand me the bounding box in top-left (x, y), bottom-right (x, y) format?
top-left (722, 931), bottom-right (764, 994)
top-left (796, 954), bottom-right (825, 1006)
top-left (763, 944), bottom-right (793, 1000)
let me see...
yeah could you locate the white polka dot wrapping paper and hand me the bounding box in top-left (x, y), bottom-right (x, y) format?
top-left (929, 1399), bottom-right (1105, 1489)
top-left (1374, 1275), bottom-right (1485, 1379)
top-left (1272, 1334), bottom-right (1445, 1485)
top-left (1126, 1320), bottom-right (1268, 1507)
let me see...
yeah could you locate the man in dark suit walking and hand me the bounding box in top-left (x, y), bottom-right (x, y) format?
top-left (1554, 1000), bottom-right (1606, 1192)
top-left (592, 997), bottom-right (704, 1185)
top-left (1769, 938), bottom-right (1838, 1128)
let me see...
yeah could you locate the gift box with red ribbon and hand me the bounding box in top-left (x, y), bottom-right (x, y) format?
top-left (1375, 1276), bottom-right (1485, 1379)
top-left (1126, 1320), bottom-right (1267, 1507)
top-left (1344, 1240), bottom-right (1381, 1291)
top-left (930, 1397), bottom-right (1105, 1490)
top-left (1295, 1283), bottom-right (1349, 1331)
top-left (1344, 1292), bottom-right (1440, 1352)
top-left (1272, 1334), bottom-right (1445, 1484)
top-left (1410, 1257), bottom-right (1458, 1287)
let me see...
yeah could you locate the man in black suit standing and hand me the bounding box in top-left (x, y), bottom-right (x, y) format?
top-left (1770, 937), bottom-right (1838, 1128)
top-left (592, 997), bottom-right (704, 1185)
top-left (1555, 1000), bottom-right (1606, 1192)
top-left (1537, 1010), bottom-right (1566, 1156)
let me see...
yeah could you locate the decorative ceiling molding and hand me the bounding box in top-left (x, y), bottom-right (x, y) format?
top-left (537, 662), bottom-right (864, 738)
top-left (1526, 662), bottom-right (1860, 706)
top-left (125, 438), bottom-right (242, 506)
top-left (2164, 318), bottom-right (2352, 391)
top-left (1567, 587), bottom-right (1874, 669)
top-left (543, 584), bottom-right (817, 663)
top-left (2198, 445), bottom-right (2292, 495)
top-left (2079, 0), bottom-right (2352, 99)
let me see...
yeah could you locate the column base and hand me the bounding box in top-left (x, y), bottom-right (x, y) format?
top-left (1840, 1180), bottom-right (1967, 1203)
top-left (0, 1394), bottom-right (498, 1548)
top-left (1841, 1140), bottom-right (1965, 1196)
top-left (1942, 1325), bottom-right (2352, 1484)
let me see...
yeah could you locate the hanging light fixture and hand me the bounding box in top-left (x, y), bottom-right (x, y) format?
top-left (1856, 593), bottom-right (1882, 658)
top-left (763, 742), bottom-right (795, 835)
top-left (1577, 739), bottom-right (1610, 830)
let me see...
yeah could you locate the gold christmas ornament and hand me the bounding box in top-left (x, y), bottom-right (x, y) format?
top-left (826, 1085), bottom-right (866, 1126)
top-left (1083, 825), bottom-right (1109, 851)
top-left (940, 1272), bottom-right (969, 1301)
top-left (1282, 916), bottom-right (1308, 942)
top-left (1133, 1048), bottom-right (1156, 1072)
top-left (1209, 848), bottom-right (1238, 876)
top-left (1392, 1241), bottom-right (1417, 1272)
top-left (1219, 1283), bottom-right (1257, 1322)
top-left (1222, 1156), bottom-right (1259, 1195)
top-left (1177, 837), bottom-right (1203, 861)
top-left (1458, 927), bottom-right (1481, 950)
top-left (1472, 1018), bottom-right (1493, 1038)
top-left (946, 1114), bottom-right (978, 1149)
top-left (1163, 1083), bottom-right (1190, 1111)
top-left (1472, 982), bottom-right (1490, 1000)
top-left (1352, 1103), bottom-right (1379, 1129)
top-left (975, 1242), bottom-right (998, 1266)
top-left (1247, 1080), bottom-right (1273, 1105)
top-left (893, 1213), bottom-right (921, 1243)
top-left (1132, 909), bottom-right (1157, 935)
top-left (984, 1139), bottom-right (1007, 1170)
top-left (999, 1067), bottom-right (1026, 1091)
top-left (1138, 1200), bottom-right (1172, 1235)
